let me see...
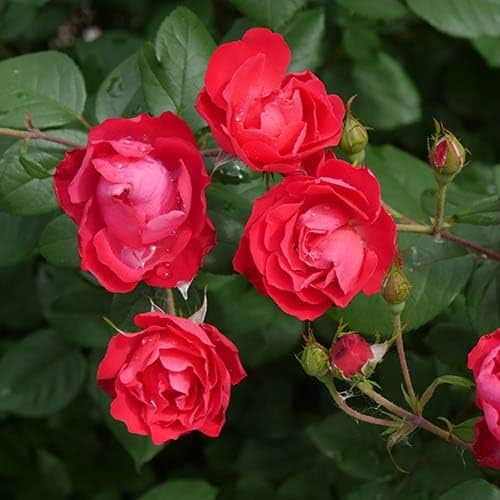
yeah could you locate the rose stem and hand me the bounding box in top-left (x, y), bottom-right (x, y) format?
top-left (77, 115), bottom-right (92, 130)
top-left (432, 181), bottom-right (448, 237)
top-left (0, 127), bottom-right (83, 149)
top-left (396, 224), bottom-right (433, 234)
top-left (165, 289), bottom-right (176, 316)
top-left (200, 148), bottom-right (222, 157)
top-left (383, 202), bottom-right (413, 223)
top-left (393, 312), bottom-right (417, 407)
top-left (318, 375), bottom-right (396, 428)
top-left (358, 383), bottom-right (473, 451)
top-left (441, 232), bottom-right (500, 261)
top-left (387, 201), bottom-right (500, 262)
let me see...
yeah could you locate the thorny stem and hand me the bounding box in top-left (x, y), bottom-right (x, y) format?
top-left (165, 289), bottom-right (176, 316)
top-left (433, 182), bottom-right (448, 237)
top-left (319, 376), bottom-right (396, 428)
top-left (0, 126), bottom-right (83, 149)
top-left (393, 313), bottom-right (417, 407)
top-left (359, 384), bottom-right (473, 451)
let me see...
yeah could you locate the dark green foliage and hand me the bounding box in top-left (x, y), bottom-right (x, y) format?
top-left (0, 0), bottom-right (499, 498)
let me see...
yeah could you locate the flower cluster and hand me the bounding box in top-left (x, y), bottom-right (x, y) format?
top-left (54, 28), bottom-right (397, 446)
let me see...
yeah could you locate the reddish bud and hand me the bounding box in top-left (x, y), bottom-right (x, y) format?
top-left (428, 120), bottom-right (466, 177)
top-left (330, 333), bottom-right (374, 378)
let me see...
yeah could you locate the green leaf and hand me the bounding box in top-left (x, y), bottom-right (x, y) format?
top-left (199, 273), bottom-right (302, 368)
top-left (142, 6), bottom-right (215, 130)
top-left (36, 449), bottom-right (73, 499)
top-left (138, 479), bottom-right (217, 500)
top-left (466, 261), bottom-right (500, 334)
top-left (205, 179), bottom-right (264, 274)
top-left (407, 0), bottom-right (500, 39)
top-left (0, 212), bottom-right (47, 266)
top-left (284, 8), bottom-right (325, 72)
top-left (39, 215), bottom-right (79, 268)
top-left (438, 480), bottom-right (500, 500)
top-left (138, 43), bottom-right (177, 118)
top-left (109, 283), bottom-right (157, 331)
top-left (0, 263), bottom-right (44, 331)
top-left (352, 53), bottom-right (421, 129)
top-left (338, 235), bottom-right (475, 337)
top-left (229, 0), bottom-right (307, 30)
top-left (75, 30), bottom-right (143, 93)
top-left (307, 412), bottom-right (393, 480)
top-left (472, 36), bottom-right (500, 67)
top-left (90, 384), bottom-right (164, 471)
top-left (453, 417), bottom-right (480, 442)
top-left (47, 286), bottom-right (112, 349)
top-left (367, 145), bottom-right (435, 220)
top-left (0, 130), bottom-right (86, 216)
top-left (0, 329), bottom-right (86, 416)
top-left (0, 51), bottom-right (86, 129)
top-left (420, 374), bottom-right (473, 408)
top-left (95, 53), bottom-right (146, 122)
top-left (452, 195), bottom-right (500, 225)
top-left (342, 20), bottom-right (381, 61)
top-left (336, 0), bottom-right (408, 20)
top-left (0, 3), bottom-right (37, 42)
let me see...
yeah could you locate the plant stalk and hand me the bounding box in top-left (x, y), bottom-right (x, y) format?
top-left (320, 376), bottom-right (396, 428)
top-left (359, 384), bottom-right (473, 451)
top-left (0, 127), bottom-right (83, 149)
top-left (166, 289), bottom-right (176, 316)
top-left (393, 313), bottom-right (417, 407)
top-left (433, 182), bottom-right (448, 236)
top-left (396, 224), bottom-right (433, 234)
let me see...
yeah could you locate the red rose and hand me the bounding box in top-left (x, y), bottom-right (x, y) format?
top-left (54, 112), bottom-right (215, 293)
top-left (233, 157), bottom-right (396, 320)
top-left (196, 28), bottom-right (345, 175)
top-left (331, 333), bottom-right (374, 378)
top-left (468, 329), bottom-right (500, 439)
top-left (97, 312), bottom-right (246, 445)
top-left (473, 418), bottom-right (500, 469)
top-left (468, 328), bottom-right (500, 469)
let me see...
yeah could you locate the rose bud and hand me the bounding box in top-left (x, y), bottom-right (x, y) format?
top-left (340, 96), bottom-right (368, 164)
top-left (97, 312), bottom-right (246, 445)
top-left (382, 262), bottom-right (411, 313)
top-left (300, 341), bottom-right (330, 378)
top-left (428, 120), bottom-right (466, 178)
top-left (330, 333), bottom-right (374, 379)
top-left (54, 112), bottom-right (215, 293)
top-left (468, 328), bottom-right (500, 470)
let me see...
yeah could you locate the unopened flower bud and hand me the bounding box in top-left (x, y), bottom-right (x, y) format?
top-left (330, 333), bottom-right (374, 379)
top-left (340, 96), bottom-right (368, 161)
top-left (300, 342), bottom-right (329, 378)
top-left (428, 120), bottom-right (466, 178)
top-left (382, 263), bottom-right (411, 307)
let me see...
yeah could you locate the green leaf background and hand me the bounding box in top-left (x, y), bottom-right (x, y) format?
top-left (0, 0), bottom-right (499, 498)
